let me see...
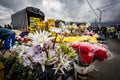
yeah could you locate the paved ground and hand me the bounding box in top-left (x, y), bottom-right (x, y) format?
top-left (88, 39), bottom-right (120, 80)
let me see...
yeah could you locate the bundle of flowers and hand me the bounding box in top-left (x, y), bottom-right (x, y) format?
top-left (20, 30), bottom-right (76, 72)
top-left (2, 30), bottom-right (77, 80)
top-left (17, 42), bottom-right (76, 73)
top-left (51, 25), bottom-right (99, 43)
top-left (56, 35), bottom-right (98, 43)
top-left (82, 30), bottom-right (95, 36)
top-left (71, 41), bottom-right (112, 76)
top-left (72, 42), bottom-right (108, 65)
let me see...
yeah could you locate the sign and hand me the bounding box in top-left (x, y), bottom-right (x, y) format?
top-left (48, 19), bottom-right (55, 28)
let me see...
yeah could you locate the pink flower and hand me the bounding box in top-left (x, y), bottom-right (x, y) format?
top-left (72, 42), bottom-right (80, 50)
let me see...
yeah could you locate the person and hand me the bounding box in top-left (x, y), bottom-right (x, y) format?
top-left (106, 27), bottom-right (110, 39)
top-left (0, 27), bottom-right (15, 50)
top-left (7, 24), bottom-right (12, 29)
top-left (4, 24), bottom-right (8, 28)
top-left (4, 24), bottom-right (12, 29)
top-left (100, 26), bottom-right (107, 39)
top-left (116, 24), bottom-right (120, 38)
top-left (0, 26), bottom-right (2, 28)
top-left (110, 25), bottom-right (115, 38)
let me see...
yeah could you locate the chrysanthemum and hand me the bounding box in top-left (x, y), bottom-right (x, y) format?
top-left (28, 30), bottom-right (54, 47)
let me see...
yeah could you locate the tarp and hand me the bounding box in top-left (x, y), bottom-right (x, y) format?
top-left (11, 7), bottom-right (45, 30)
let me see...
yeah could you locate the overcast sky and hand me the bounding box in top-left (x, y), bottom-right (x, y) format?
top-left (0, 0), bottom-right (120, 26)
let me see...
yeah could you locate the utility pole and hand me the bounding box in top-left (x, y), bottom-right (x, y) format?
top-left (95, 18), bottom-right (97, 27)
top-left (97, 9), bottom-right (105, 22)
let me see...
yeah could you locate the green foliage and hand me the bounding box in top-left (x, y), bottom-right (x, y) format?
top-left (2, 54), bottom-right (36, 80)
top-left (59, 43), bottom-right (77, 58)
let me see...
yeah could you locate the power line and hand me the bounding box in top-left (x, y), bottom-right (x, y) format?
top-left (85, 0), bottom-right (99, 18)
top-left (99, 1), bottom-right (120, 9)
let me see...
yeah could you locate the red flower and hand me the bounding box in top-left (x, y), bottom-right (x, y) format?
top-left (20, 38), bottom-right (31, 43)
top-left (79, 46), bottom-right (91, 54)
top-left (95, 49), bottom-right (108, 61)
top-left (80, 53), bottom-right (93, 65)
top-left (72, 42), bottom-right (80, 50)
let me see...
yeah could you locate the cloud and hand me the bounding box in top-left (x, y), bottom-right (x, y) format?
top-left (0, 0), bottom-right (120, 26)
top-left (0, 5), bottom-right (14, 26)
top-left (0, 0), bottom-right (31, 11)
top-left (0, 0), bottom-right (32, 26)
top-left (101, 0), bottom-right (120, 22)
top-left (41, 0), bottom-right (64, 19)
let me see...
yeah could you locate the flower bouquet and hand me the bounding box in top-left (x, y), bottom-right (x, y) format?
top-left (2, 30), bottom-right (77, 80)
top-left (72, 42), bottom-right (110, 80)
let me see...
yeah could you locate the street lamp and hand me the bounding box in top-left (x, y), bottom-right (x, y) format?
top-left (97, 9), bottom-right (105, 22)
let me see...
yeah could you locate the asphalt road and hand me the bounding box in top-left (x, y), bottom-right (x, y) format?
top-left (89, 39), bottom-right (120, 80)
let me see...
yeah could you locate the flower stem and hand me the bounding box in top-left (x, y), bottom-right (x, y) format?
top-left (53, 33), bottom-right (58, 49)
top-left (44, 46), bottom-right (49, 58)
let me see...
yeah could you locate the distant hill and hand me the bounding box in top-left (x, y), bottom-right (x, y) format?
top-left (91, 21), bottom-right (120, 27)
